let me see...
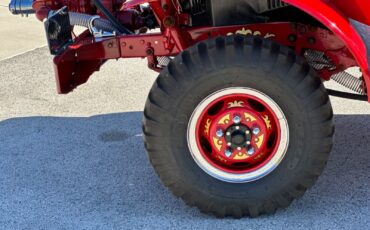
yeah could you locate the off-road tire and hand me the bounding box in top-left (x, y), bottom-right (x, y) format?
top-left (143, 35), bottom-right (334, 217)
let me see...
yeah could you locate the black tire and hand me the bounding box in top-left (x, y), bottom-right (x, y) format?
top-left (143, 36), bottom-right (334, 217)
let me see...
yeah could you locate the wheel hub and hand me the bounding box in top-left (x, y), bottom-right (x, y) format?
top-left (225, 124), bottom-right (251, 149)
top-left (207, 106), bottom-right (270, 166)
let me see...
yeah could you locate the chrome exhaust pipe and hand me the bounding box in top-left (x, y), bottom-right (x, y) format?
top-left (9, 0), bottom-right (35, 16)
top-left (7, 0), bottom-right (119, 35)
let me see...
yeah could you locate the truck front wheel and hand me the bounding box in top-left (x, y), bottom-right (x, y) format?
top-left (143, 36), bottom-right (334, 217)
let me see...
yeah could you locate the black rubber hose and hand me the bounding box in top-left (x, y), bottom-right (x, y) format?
top-left (92, 0), bottom-right (133, 34)
top-left (327, 89), bottom-right (368, 101)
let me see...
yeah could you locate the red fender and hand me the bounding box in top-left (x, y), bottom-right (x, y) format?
top-left (283, 0), bottom-right (370, 102)
top-left (332, 0), bottom-right (370, 25)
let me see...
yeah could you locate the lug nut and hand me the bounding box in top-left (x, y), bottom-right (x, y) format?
top-left (252, 127), bottom-right (260, 135)
top-left (233, 116), bottom-right (241, 124)
top-left (216, 129), bottom-right (224, 138)
top-left (225, 150), bottom-right (232, 158)
top-left (247, 147), bottom-right (255, 155)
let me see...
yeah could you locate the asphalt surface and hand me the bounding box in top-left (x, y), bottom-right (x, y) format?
top-left (0, 47), bottom-right (370, 229)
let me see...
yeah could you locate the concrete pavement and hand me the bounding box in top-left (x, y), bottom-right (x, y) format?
top-left (0, 0), bottom-right (46, 60)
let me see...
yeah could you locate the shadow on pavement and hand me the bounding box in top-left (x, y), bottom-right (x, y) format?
top-left (0, 112), bottom-right (369, 228)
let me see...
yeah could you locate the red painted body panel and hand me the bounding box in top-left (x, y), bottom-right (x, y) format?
top-left (54, 22), bottom-right (356, 93)
top-left (284, 0), bottom-right (370, 101)
top-left (332, 0), bottom-right (370, 25)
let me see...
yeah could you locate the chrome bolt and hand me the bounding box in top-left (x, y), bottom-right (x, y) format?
top-left (227, 142), bottom-right (232, 146)
top-left (225, 150), bottom-right (232, 158)
top-left (252, 127), bottom-right (260, 135)
top-left (233, 116), bottom-right (241, 124)
top-left (237, 147), bottom-right (242, 151)
top-left (235, 126), bottom-right (240, 130)
top-left (226, 132), bottom-right (231, 136)
top-left (247, 147), bottom-right (255, 155)
top-left (216, 129), bottom-right (224, 138)
top-left (245, 130), bottom-right (250, 135)
top-left (246, 141), bottom-right (251, 145)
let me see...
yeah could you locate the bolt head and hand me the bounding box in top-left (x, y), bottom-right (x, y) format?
top-left (225, 150), bottom-right (232, 158)
top-left (288, 34), bottom-right (297, 43)
top-left (247, 147), bottom-right (255, 155)
top-left (226, 132), bottom-right (231, 136)
top-left (233, 116), bottom-right (241, 124)
top-left (252, 127), bottom-right (260, 135)
top-left (227, 142), bottom-right (232, 146)
top-left (246, 141), bottom-right (251, 145)
top-left (216, 129), bottom-right (224, 138)
top-left (235, 126), bottom-right (240, 130)
top-left (237, 147), bottom-right (242, 151)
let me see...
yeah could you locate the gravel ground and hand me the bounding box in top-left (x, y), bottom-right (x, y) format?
top-left (0, 47), bottom-right (370, 229)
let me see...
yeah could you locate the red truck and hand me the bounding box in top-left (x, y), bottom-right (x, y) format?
top-left (9, 0), bottom-right (370, 217)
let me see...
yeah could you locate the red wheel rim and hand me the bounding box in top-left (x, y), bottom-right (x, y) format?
top-left (187, 88), bottom-right (289, 183)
